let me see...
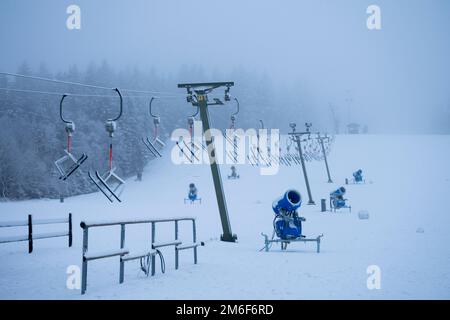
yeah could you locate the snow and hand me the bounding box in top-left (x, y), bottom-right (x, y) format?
top-left (0, 134), bottom-right (449, 299)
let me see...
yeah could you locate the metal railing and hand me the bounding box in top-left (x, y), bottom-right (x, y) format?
top-left (0, 214), bottom-right (72, 253)
top-left (80, 216), bottom-right (203, 295)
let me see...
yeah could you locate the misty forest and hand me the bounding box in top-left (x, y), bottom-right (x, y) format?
top-left (0, 62), bottom-right (314, 200)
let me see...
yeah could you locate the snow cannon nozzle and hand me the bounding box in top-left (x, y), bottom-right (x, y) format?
top-left (331, 187), bottom-right (346, 198)
top-left (272, 189), bottom-right (302, 214)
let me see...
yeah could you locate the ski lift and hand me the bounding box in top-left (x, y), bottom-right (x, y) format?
top-left (259, 119), bottom-right (264, 130)
top-left (54, 94), bottom-right (88, 180)
top-left (230, 97), bottom-right (239, 129)
top-left (186, 88), bottom-right (194, 103)
top-left (188, 104), bottom-right (199, 128)
top-left (224, 86), bottom-right (231, 102)
top-left (186, 106), bottom-right (201, 157)
top-left (142, 97), bottom-right (164, 157)
top-left (305, 122), bottom-right (312, 133)
top-left (88, 88), bottom-right (125, 203)
top-left (289, 122), bottom-right (296, 133)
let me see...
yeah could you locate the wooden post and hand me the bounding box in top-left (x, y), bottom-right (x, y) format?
top-left (28, 214), bottom-right (33, 254)
top-left (175, 220), bottom-right (179, 270)
top-left (68, 213), bottom-right (73, 247)
top-left (321, 199), bottom-right (327, 212)
top-left (119, 224), bottom-right (125, 283)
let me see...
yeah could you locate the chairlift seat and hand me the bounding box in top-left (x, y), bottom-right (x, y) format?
top-left (88, 168), bottom-right (125, 203)
top-left (142, 137), bottom-right (163, 157)
top-left (154, 137), bottom-right (165, 147)
top-left (100, 168), bottom-right (125, 194)
top-left (54, 150), bottom-right (87, 180)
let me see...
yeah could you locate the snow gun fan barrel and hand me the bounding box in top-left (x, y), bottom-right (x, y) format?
top-left (330, 187), bottom-right (346, 198)
top-left (272, 189), bottom-right (302, 214)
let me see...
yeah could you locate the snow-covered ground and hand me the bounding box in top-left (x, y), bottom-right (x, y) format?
top-left (1, 134), bottom-right (449, 299)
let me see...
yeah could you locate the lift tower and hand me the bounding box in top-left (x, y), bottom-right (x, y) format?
top-left (178, 82), bottom-right (237, 242)
top-left (288, 123), bottom-right (315, 205)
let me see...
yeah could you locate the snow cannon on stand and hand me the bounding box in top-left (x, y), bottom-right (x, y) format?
top-left (272, 190), bottom-right (303, 240)
top-left (261, 190), bottom-right (323, 252)
top-left (330, 187), bottom-right (351, 212)
top-left (184, 183), bottom-right (202, 204)
top-left (346, 169), bottom-right (365, 184)
top-left (228, 165), bottom-right (240, 179)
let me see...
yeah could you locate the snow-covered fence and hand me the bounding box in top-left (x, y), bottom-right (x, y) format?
top-left (0, 213), bottom-right (72, 253)
top-left (80, 217), bottom-right (203, 295)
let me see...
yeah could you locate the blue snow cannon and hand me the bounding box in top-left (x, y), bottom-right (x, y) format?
top-left (188, 183), bottom-right (197, 201)
top-left (353, 169), bottom-right (363, 183)
top-left (330, 187), bottom-right (350, 211)
top-left (272, 189), bottom-right (302, 214)
top-left (184, 183), bottom-right (202, 204)
top-left (272, 190), bottom-right (304, 240)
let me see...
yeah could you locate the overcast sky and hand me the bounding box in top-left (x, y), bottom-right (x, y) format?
top-left (0, 0), bottom-right (449, 133)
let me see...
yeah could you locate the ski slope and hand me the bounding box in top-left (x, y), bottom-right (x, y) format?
top-left (0, 134), bottom-right (449, 299)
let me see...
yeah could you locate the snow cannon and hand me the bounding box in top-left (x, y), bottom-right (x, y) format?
top-left (261, 189), bottom-right (324, 252)
top-left (228, 165), bottom-right (240, 179)
top-left (188, 183), bottom-right (197, 200)
top-left (272, 189), bottom-right (302, 215)
top-left (353, 169), bottom-right (363, 183)
top-left (330, 187), bottom-right (351, 212)
top-left (272, 190), bottom-right (304, 240)
top-left (330, 187), bottom-right (346, 199)
top-left (184, 183), bottom-right (201, 204)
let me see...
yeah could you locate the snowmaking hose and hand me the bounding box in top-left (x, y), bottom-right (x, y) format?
top-left (258, 217), bottom-right (277, 252)
top-left (139, 249), bottom-right (165, 276)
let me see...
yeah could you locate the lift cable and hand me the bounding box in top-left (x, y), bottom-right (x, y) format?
top-left (0, 72), bottom-right (185, 97)
top-left (0, 86), bottom-right (181, 99)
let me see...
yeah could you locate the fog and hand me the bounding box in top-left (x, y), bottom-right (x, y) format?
top-left (1, 0), bottom-right (449, 133)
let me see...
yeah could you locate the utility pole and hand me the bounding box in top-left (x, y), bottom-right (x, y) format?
top-left (288, 123), bottom-right (315, 205)
top-left (178, 82), bottom-right (237, 242)
top-left (317, 133), bottom-right (333, 183)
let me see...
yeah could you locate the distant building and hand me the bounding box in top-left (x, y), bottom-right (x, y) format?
top-left (362, 125), bottom-right (369, 134)
top-left (347, 123), bottom-right (360, 134)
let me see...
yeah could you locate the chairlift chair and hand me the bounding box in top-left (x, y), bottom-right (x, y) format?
top-left (54, 94), bottom-right (88, 180)
top-left (88, 88), bottom-right (125, 203)
top-left (142, 97), bottom-right (165, 157)
top-left (176, 106), bottom-right (200, 163)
